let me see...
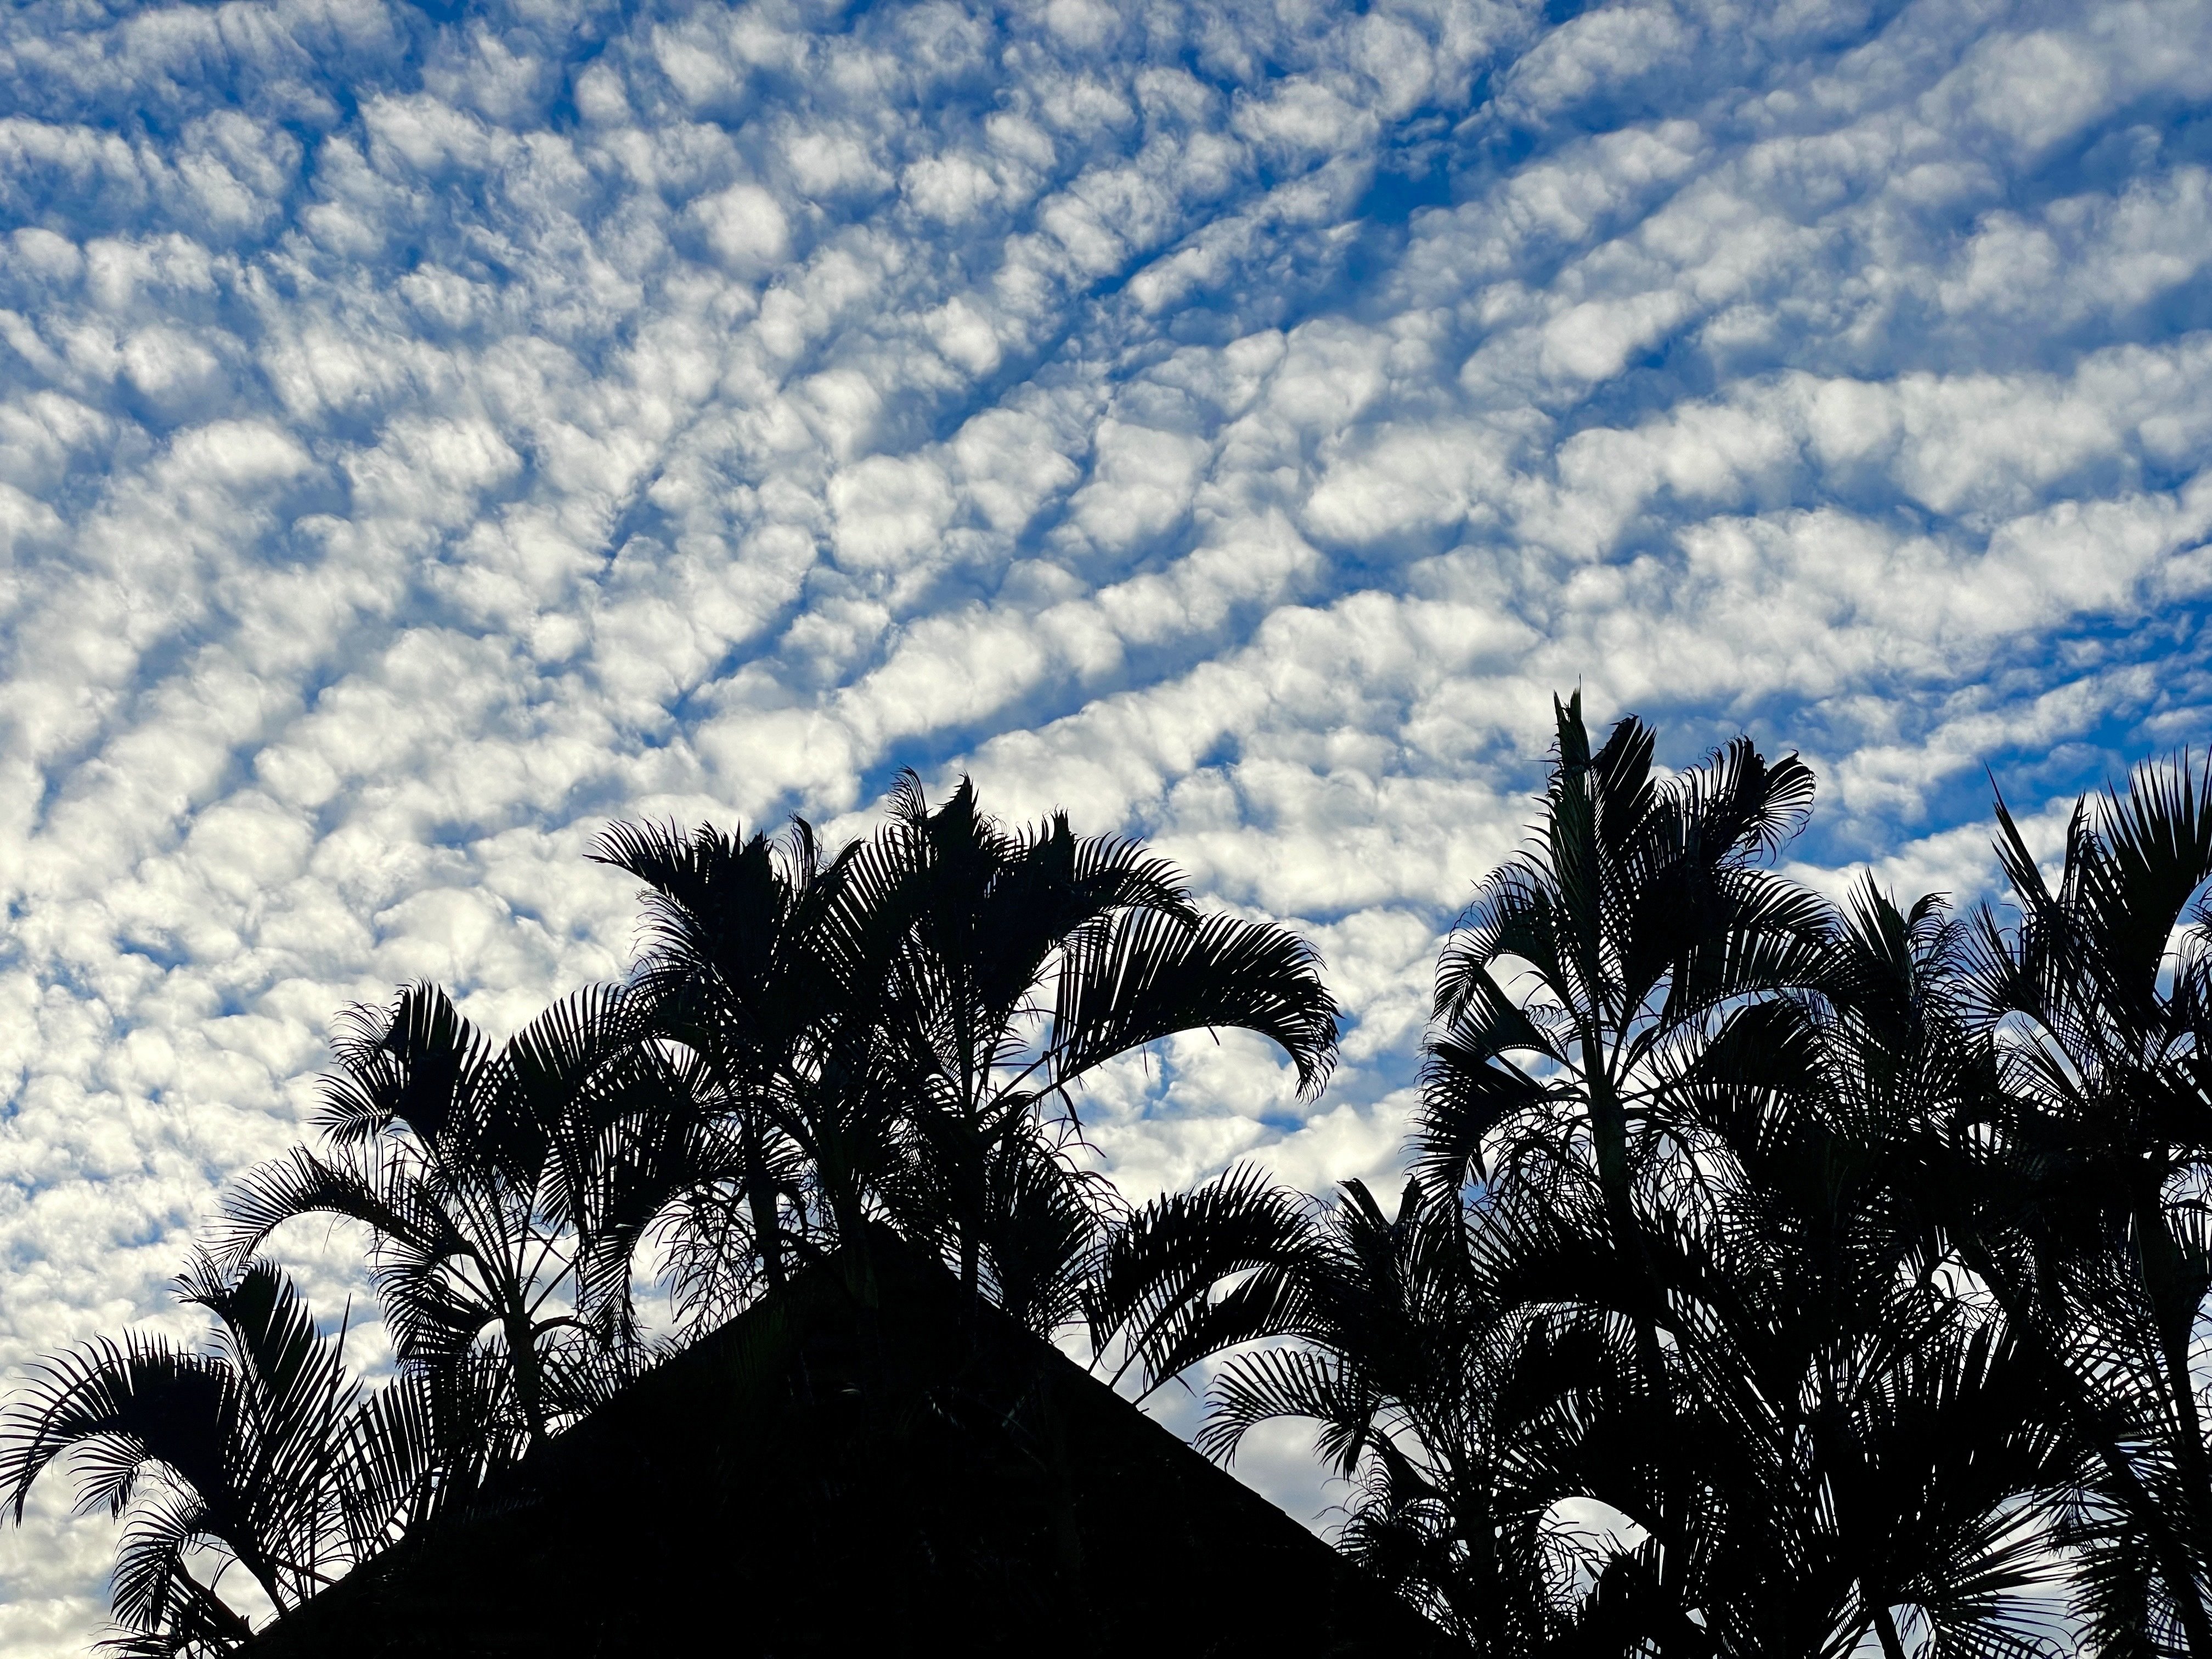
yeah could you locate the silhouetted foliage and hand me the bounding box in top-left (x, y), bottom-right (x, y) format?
top-left (208, 982), bottom-right (670, 1461)
top-left (1105, 710), bottom-right (2212, 1659)
top-left (2, 774), bottom-right (1342, 1653)
top-left (587, 771), bottom-right (1340, 1332)
top-left (0, 1260), bottom-right (445, 1656)
top-left (1956, 756), bottom-right (2212, 1656)
top-left (13, 724), bottom-right (2212, 1659)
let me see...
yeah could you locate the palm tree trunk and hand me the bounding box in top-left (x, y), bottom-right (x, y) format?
top-left (746, 1112), bottom-right (785, 1290)
top-left (2140, 1197), bottom-right (2212, 1653)
top-left (1871, 1603), bottom-right (1910, 1659)
top-left (506, 1305), bottom-right (549, 1443)
top-left (959, 1227), bottom-right (980, 1300)
top-left (955, 1096), bottom-right (985, 1304)
top-left (1447, 1459), bottom-right (1507, 1654)
top-left (1588, 1063), bottom-right (1665, 1374)
top-left (188, 1556), bottom-right (266, 1647)
top-left (222, 1531), bottom-right (295, 1627)
top-left (1586, 1054), bottom-right (1690, 1646)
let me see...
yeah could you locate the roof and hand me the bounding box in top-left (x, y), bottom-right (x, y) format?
top-left (246, 1238), bottom-right (1451, 1657)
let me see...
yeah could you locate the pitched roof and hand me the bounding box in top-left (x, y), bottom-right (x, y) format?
top-left (248, 1239), bottom-right (1452, 1657)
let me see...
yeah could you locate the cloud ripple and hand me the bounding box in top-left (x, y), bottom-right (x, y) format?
top-left (1, 0), bottom-right (2209, 1638)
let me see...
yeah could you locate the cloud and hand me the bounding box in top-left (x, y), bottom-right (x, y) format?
top-left (1, 0), bottom-right (2209, 1639)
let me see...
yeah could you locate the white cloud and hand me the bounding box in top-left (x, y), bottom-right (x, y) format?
top-left (0, 0), bottom-right (2208, 1641)
top-left (690, 180), bottom-right (791, 276)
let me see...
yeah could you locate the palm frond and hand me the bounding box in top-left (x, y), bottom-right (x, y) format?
top-left (1048, 907), bottom-right (1340, 1097)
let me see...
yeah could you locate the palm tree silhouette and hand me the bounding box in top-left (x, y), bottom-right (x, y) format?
top-left (1094, 1164), bottom-right (1640, 1653)
top-left (0, 1260), bottom-right (428, 1656)
top-left (1664, 882), bottom-right (2072, 1658)
top-left (584, 814), bottom-right (886, 1323)
top-left (1960, 755), bottom-right (2212, 1655)
top-left (208, 983), bottom-right (667, 1461)
top-left (1088, 711), bottom-right (2083, 1656)
top-left (39, 710), bottom-right (2212, 1657)
top-left (594, 771), bottom-right (1341, 1332)
top-left (1413, 693), bottom-right (1830, 1644)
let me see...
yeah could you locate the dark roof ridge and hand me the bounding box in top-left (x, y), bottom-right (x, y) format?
top-left (249, 1233), bottom-right (1453, 1657)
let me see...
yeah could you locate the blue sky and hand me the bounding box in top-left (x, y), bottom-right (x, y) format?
top-left (2, 0), bottom-right (2210, 1643)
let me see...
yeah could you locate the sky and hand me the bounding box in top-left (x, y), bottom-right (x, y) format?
top-left (1, 0), bottom-right (2209, 1645)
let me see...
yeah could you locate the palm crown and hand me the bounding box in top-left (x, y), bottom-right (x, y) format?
top-left (0, 1260), bottom-right (431, 1657)
top-left (1957, 757), bottom-right (2212, 1654)
top-left (208, 983), bottom-right (673, 1461)
top-left (592, 771), bottom-right (1340, 1333)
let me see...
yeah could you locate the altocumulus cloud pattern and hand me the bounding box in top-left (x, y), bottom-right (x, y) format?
top-left (2, 0), bottom-right (2211, 1642)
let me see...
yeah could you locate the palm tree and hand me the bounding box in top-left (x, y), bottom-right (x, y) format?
top-left (858, 773), bottom-right (1340, 1312)
top-left (1664, 881), bottom-right (2072, 1658)
top-left (1090, 1164), bottom-right (1651, 1654)
top-left (595, 773), bottom-right (1342, 1334)
top-left (1414, 693), bottom-right (1831, 1643)
top-left (584, 816), bottom-right (887, 1324)
top-left (1961, 754), bottom-right (2212, 1655)
top-left (0, 1260), bottom-right (425, 1656)
top-left (1089, 716), bottom-right (2075, 1657)
top-left (208, 982), bottom-right (664, 1463)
